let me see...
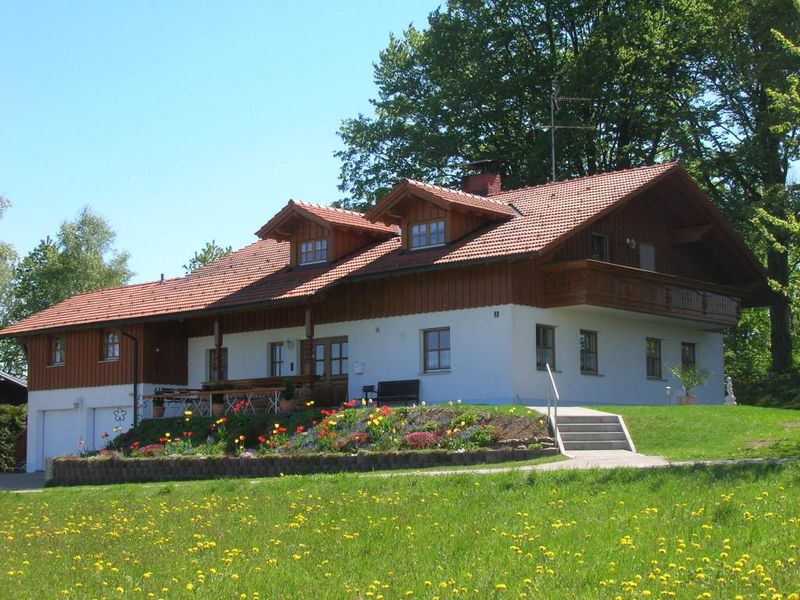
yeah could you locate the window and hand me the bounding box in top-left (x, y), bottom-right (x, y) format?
top-left (681, 342), bottom-right (696, 369)
top-left (536, 324), bottom-right (555, 370)
top-left (314, 343), bottom-right (325, 376)
top-left (646, 338), bottom-right (662, 379)
top-left (590, 233), bottom-right (609, 261)
top-left (51, 337), bottom-right (65, 365)
top-left (639, 243), bottom-right (656, 271)
top-left (299, 239), bottom-right (328, 265)
top-left (579, 330), bottom-right (598, 374)
top-left (410, 220), bottom-right (445, 249)
top-left (207, 347), bottom-right (228, 381)
top-left (330, 341), bottom-right (349, 376)
top-left (423, 327), bottom-right (450, 372)
top-left (270, 342), bottom-right (284, 377)
top-left (103, 331), bottom-right (120, 360)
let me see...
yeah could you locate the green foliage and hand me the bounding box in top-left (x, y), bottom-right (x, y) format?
top-left (0, 404), bottom-right (26, 472)
top-left (736, 369), bottom-right (800, 410)
top-left (668, 363), bottom-right (711, 396)
top-left (724, 308), bottom-right (772, 380)
top-left (0, 197), bottom-right (22, 376)
top-left (182, 239), bottom-right (233, 274)
top-left (0, 207), bottom-right (132, 374)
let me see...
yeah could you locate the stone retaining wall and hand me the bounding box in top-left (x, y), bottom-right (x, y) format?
top-left (46, 447), bottom-right (558, 486)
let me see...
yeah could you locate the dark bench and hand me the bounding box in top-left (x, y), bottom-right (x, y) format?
top-left (376, 379), bottom-right (420, 406)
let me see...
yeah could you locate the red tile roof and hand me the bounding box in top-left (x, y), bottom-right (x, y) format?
top-left (256, 199), bottom-right (396, 239)
top-left (365, 178), bottom-right (516, 221)
top-left (0, 163), bottom-right (684, 336)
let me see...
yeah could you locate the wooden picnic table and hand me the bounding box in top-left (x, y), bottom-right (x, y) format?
top-left (142, 386), bottom-right (285, 418)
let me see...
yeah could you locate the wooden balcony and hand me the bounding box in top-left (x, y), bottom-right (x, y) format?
top-left (540, 260), bottom-right (743, 327)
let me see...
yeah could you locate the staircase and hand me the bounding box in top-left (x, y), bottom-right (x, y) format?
top-left (557, 414), bottom-right (633, 452)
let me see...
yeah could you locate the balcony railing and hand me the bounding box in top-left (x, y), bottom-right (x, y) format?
top-left (541, 260), bottom-right (743, 327)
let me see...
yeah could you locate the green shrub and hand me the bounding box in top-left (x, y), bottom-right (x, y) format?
top-left (0, 404), bottom-right (26, 472)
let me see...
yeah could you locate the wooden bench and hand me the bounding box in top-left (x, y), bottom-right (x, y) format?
top-left (376, 379), bottom-right (420, 406)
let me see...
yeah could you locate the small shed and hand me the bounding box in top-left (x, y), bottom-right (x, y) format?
top-left (0, 370), bottom-right (27, 405)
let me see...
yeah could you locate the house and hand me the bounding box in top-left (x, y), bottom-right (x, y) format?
top-left (0, 162), bottom-right (768, 471)
top-left (0, 370), bottom-right (27, 406)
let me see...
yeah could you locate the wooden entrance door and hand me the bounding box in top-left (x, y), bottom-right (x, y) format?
top-left (302, 336), bottom-right (349, 406)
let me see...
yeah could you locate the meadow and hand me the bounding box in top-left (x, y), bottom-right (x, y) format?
top-left (598, 405), bottom-right (800, 460)
top-left (0, 462), bottom-right (798, 599)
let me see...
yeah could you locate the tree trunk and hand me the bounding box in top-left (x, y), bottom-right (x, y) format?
top-left (767, 247), bottom-right (793, 372)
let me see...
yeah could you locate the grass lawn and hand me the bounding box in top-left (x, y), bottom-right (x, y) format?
top-left (1, 463), bottom-right (799, 598)
top-left (596, 405), bottom-right (800, 461)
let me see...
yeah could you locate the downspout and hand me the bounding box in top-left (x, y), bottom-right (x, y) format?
top-left (121, 331), bottom-right (139, 427)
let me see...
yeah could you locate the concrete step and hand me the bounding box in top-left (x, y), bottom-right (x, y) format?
top-left (557, 415), bottom-right (620, 424)
top-left (557, 423), bottom-right (623, 433)
top-left (561, 440), bottom-right (631, 451)
top-left (560, 431), bottom-right (628, 442)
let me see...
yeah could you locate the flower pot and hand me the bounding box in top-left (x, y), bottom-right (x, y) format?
top-left (677, 395), bottom-right (696, 405)
top-left (279, 399), bottom-right (297, 413)
top-left (212, 403), bottom-right (226, 417)
top-left (152, 405), bottom-right (165, 419)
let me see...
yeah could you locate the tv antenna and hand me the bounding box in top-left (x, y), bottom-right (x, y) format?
top-left (537, 91), bottom-right (594, 182)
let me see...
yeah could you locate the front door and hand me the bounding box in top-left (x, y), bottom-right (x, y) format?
top-left (302, 336), bottom-right (349, 406)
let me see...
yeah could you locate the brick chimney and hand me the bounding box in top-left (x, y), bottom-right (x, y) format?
top-left (460, 172), bottom-right (502, 196)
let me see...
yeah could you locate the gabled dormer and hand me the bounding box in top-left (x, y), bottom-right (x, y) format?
top-left (365, 175), bottom-right (515, 252)
top-left (255, 200), bottom-right (396, 267)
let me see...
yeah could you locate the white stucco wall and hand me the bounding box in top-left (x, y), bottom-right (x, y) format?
top-left (27, 382), bottom-right (160, 472)
top-left (510, 305), bottom-right (725, 406)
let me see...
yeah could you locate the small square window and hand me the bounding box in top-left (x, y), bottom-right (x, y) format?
top-left (646, 338), bottom-right (661, 379)
top-left (536, 324), bottom-right (555, 370)
top-left (423, 327), bottom-right (450, 372)
top-left (410, 220), bottom-right (446, 250)
top-left (299, 239), bottom-right (328, 265)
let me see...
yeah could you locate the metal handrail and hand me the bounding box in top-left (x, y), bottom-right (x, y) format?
top-left (545, 363), bottom-right (560, 435)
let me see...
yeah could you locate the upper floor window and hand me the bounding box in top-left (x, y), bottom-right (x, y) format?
top-left (536, 324), bottom-right (555, 371)
top-left (270, 342), bottom-right (284, 377)
top-left (410, 220), bottom-right (445, 250)
top-left (590, 233), bottom-right (609, 261)
top-left (299, 239), bottom-right (328, 265)
top-left (646, 338), bottom-right (662, 379)
top-left (103, 331), bottom-right (120, 360)
top-left (579, 330), bottom-right (598, 374)
top-left (51, 337), bottom-right (65, 365)
top-left (681, 342), bottom-right (696, 369)
top-left (423, 327), bottom-right (450, 372)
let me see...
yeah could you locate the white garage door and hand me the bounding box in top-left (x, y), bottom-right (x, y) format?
top-left (42, 409), bottom-right (83, 463)
top-left (92, 407), bottom-right (132, 450)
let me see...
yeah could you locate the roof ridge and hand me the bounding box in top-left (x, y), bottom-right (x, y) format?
top-left (403, 178), bottom-right (512, 207)
top-left (291, 199), bottom-right (370, 218)
top-left (494, 162), bottom-right (678, 199)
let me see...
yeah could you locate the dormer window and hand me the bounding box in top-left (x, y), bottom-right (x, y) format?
top-left (299, 239), bottom-right (328, 265)
top-left (410, 220), bottom-right (445, 250)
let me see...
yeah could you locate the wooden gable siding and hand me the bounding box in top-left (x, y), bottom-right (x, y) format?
top-left (186, 305), bottom-right (306, 337)
top-left (315, 262), bottom-right (514, 323)
top-left (142, 322), bottom-right (188, 386)
top-left (449, 209), bottom-right (488, 244)
top-left (26, 326), bottom-right (143, 391)
top-left (550, 190), bottom-right (737, 284)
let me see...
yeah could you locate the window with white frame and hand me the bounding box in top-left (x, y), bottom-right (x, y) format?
top-left (103, 331), bottom-right (120, 360)
top-left (299, 239), bottom-right (328, 265)
top-left (423, 327), bottom-right (450, 372)
top-left (410, 220), bottom-right (445, 249)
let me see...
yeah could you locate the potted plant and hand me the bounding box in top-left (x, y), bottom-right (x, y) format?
top-left (151, 388), bottom-right (166, 418)
top-left (669, 364), bottom-right (710, 405)
top-left (211, 394), bottom-right (226, 417)
top-left (279, 379), bottom-right (297, 413)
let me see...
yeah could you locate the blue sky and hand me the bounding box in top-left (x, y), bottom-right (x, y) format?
top-left (0, 1), bottom-right (440, 283)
